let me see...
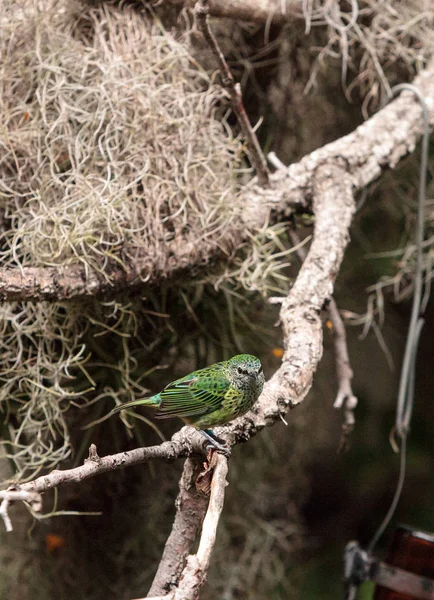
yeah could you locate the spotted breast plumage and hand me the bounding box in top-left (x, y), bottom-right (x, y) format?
top-left (109, 354), bottom-right (264, 451)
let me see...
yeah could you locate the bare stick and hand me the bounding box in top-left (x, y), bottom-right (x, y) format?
top-left (219, 162), bottom-right (357, 446)
top-left (194, 0), bottom-right (270, 187)
top-left (196, 454), bottom-right (227, 566)
top-left (0, 499), bottom-right (12, 533)
top-left (328, 299), bottom-right (358, 451)
top-left (134, 455), bottom-right (228, 600)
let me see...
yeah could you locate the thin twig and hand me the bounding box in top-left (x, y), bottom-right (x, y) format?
top-left (267, 151), bottom-right (287, 170)
top-left (20, 435), bottom-right (205, 496)
top-left (0, 499), bottom-right (12, 533)
top-left (328, 298), bottom-right (358, 452)
top-left (194, 0), bottom-right (270, 187)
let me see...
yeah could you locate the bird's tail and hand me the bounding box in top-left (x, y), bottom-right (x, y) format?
top-left (109, 394), bottom-right (161, 416)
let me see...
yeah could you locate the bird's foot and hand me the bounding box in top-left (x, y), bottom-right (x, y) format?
top-left (200, 429), bottom-right (231, 458)
top-left (195, 435), bottom-right (229, 494)
top-left (206, 443), bottom-right (231, 458)
top-left (196, 451), bottom-right (218, 494)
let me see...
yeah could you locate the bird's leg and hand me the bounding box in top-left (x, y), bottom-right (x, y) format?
top-left (200, 429), bottom-right (231, 457)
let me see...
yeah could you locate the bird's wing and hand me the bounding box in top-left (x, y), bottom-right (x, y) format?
top-left (155, 364), bottom-right (230, 420)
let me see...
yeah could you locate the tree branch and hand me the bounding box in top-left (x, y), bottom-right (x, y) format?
top-left (2, 58), bottom-right (434, 600)
top-left (328, 298), bottom-right (358, 451)
top-left (143, 162), bottom-right (357, 594)
top-left (233, 162), bottom-right (355, 432)
top-left (19, 436), bottom-right (205, 496)
top-left (164, 0), bottom-right (304, 24)
top-left (135, 454), bottom-right (228, 600)
top-left (147, 458), bottom-right (209, 597)
top-left (171, 454), bottom-right (228, 600)
top-left (0, 489), bottom-right (42, 532)
top-left (2, 162), bottom-right (355, 596)
top-left (286, 226), bottom-right (358, 450)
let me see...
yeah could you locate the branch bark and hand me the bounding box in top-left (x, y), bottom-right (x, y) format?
top-left (147, 458), bottom-right (209, 597)
top-left (19, 436), bottom-right (204, 496)
top-left (161, 0), bottom-right (304, 24)
top-left (231, 162), bottom-right (355, 436)
top-left (287, 225), bottom-right (358, 449)
top-left (1, 65), bottom-right (433, 302)
top-left (171, 454), bottom-right (228, 600)
top-left (136, 454), bottom-right (228, 600)
top-left (0, 489), bottom-right (42, 532)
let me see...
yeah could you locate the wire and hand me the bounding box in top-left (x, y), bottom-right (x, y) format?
top-left (367, 84), bottom-right (431, 554)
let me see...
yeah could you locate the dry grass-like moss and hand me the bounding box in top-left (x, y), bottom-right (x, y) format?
top-left (0, 0), bottom-right (253, 480)
top-left (0, 0), bottom-right (243, 274)
top-left (304, 0), bottom-right (434, 114)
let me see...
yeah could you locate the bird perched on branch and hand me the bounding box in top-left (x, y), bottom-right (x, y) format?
top-left (110, 354), bottom-right (264, 453)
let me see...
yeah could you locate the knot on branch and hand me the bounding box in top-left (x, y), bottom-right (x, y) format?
top-left (85, 444), bottom-right (101, 464)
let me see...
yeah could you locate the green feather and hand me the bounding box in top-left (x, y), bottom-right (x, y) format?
top-left (155, 365), bottom-right (230, 420)
top-left (109, 394), bottom-right (161, 415)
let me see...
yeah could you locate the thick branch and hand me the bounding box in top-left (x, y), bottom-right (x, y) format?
top-left (171, 454), bottom-right (228, 600)
top-left (148, 458), bottom-right (209, 597)
top-left (287, 227), bottom-right (358, 448)
top-left (1, 66), bottom-right (433, 302)
top-left (163, 0), bottom-right (303, 24)
top-left (217, 162), bottom-right (356, 445)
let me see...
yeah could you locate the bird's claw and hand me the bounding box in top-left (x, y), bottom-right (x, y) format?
top-left (200, 429), bottom-right (231, 457)
top-left (206, 442), bottom-right (231, 458)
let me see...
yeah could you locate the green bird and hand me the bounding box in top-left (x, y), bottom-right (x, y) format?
top-left (110, 354), bottom-right (264, 452)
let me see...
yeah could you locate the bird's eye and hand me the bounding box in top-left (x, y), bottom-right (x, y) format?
top-left (237, 366), bottom-right (245, 375)
top-left (258, 365), bottom-right (263, 374)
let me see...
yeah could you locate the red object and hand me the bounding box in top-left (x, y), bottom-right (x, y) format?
top-left (374, 526), bottom-right (434, 600)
